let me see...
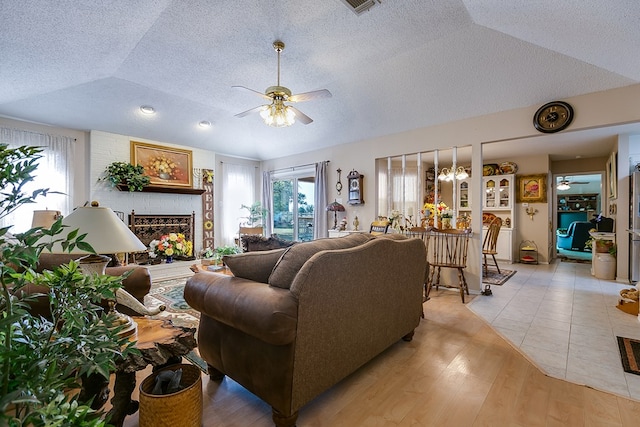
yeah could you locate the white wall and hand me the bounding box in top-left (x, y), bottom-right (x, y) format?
top-left (89, 130), bottom-right (216, 255)
top-left (262, 84), bottom-right (640, 289)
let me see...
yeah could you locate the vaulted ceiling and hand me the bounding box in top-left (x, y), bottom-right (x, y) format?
top-left (1, 1), bottom-right (639, 160)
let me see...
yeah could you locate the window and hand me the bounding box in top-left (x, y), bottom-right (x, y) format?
top-left (271, 169), bottom-right (315, 242)
top-left (0, 128), bottom-right (74, 233)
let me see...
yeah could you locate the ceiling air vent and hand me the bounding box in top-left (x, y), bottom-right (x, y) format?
top-left (338, 0), bottom-right (378, 15)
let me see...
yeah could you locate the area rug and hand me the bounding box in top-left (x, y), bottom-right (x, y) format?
top-left (560, 257), bottom-right (591, 264)
top-left (483, 269), bottom-right (515, 286)
top-left (617, 336), bottom-right (640, 375)
top-left (146, 276), bottom-right (200, 330)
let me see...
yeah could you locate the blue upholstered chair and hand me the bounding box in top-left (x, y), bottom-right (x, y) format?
top-left (556, 221), bottom-right (593, 251)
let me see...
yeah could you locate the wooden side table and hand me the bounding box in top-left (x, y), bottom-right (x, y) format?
top-left (85, 318), bottom-right (197, 427)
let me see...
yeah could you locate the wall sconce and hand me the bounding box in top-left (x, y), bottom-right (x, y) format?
top-left (525, 206), bottom-right (538, 220)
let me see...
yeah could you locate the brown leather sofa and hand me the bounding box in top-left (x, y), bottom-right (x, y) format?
top-left (184, 233), bottom-right (427, 427)
top-left (19, 252), bottom-right (152, 318)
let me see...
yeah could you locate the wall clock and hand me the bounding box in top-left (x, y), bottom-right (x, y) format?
top-left (347, 169), bottom-right (364, 205)
top-left (533, 101), bottom-right (574, 133)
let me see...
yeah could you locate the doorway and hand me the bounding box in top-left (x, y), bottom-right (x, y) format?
top-left (554, 172), bottom-right (604, 262)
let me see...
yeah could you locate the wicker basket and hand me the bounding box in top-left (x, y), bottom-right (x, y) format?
top-left (139, 363), bottom-right (203, 427)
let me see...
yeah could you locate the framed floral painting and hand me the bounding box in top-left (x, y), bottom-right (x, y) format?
top-left (516, 174), bottom-right (547, 203)
top-left (131, 141), bottom-right (193, 187)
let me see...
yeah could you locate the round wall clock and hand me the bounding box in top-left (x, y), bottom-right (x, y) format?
top-left (533, 101), bottom-right (574, 133)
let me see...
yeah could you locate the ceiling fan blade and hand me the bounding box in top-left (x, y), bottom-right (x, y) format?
top-left (289, 89), bottom-right (332, 103)
top-left (235, 105), bottom-right (265, 118)
top-left (232, 85), bottom-right (272, 101)
top-left (289, 106), bottom-right (313, 124)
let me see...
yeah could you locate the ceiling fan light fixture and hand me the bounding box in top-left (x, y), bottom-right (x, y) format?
top-left (260, 101), bottom-right (296, 128)
top-left (198, 120), bottom-right (211, 128)
top-left (557, 181), bottom-right (571, 191)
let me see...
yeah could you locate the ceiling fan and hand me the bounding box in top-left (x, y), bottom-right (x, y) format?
top-left (557, 176), bottom-right (590, 190)
top-left (233, 40), bottom-right (332, 127)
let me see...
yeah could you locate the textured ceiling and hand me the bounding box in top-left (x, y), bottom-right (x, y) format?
top-left (1, 0), bottom-right (639, 160)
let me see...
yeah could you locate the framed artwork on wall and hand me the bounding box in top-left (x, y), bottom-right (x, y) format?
top-left (606, 152), bottom-right (617, 199)
top-left (131, 141), bottom-right (193, 188)
top-left (516, 174), bottom-right (547, 203)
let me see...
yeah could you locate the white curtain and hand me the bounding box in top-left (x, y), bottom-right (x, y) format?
top-left (220, 162), bottom-right (255, 246)
top-left (0, 127), bottom-right (74, 233)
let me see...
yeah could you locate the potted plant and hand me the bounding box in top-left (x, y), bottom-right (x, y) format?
top-left (100, 161), bottom-right (150, 192)
top-left (0, 144), bottom-right (136, 426)
top-left (595, 239), bottom-right (615, 254)
top-left (215, 245), bottom-right (242, 262)
top-left (240, 202), bottom-right (268, 227)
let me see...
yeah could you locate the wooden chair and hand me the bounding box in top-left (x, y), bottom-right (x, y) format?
top-left (369, 220), bottom-right (390, 235)
top-left (238, 226), bottom-right (264, 251)
top-left (482, 216), bottom-right (502, 274)
top-left (425, 228), bottom-right (471, 303)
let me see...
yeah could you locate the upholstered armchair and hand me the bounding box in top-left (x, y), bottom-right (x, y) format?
top-left (557, 221), bottom-right (593, 251)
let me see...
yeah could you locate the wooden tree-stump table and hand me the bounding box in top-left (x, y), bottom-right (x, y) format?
top-left (106, 317), bottom-right (197, 427)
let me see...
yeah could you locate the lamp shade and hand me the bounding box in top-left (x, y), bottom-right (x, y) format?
top-left (45, 202), bottom-right (146, 254)
top-left (326, 201), bottom-right (345, 212)
top-left (32, 209), bottom-right (61, 228)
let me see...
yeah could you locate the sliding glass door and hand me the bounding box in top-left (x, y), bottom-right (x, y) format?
top-left (272, 175), bottom-right (315, 241)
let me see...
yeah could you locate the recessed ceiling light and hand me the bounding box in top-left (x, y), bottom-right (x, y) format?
top-left (198, 120), bottom-right (211, 128)
top-left (140, 105), bottom-right (155, 115)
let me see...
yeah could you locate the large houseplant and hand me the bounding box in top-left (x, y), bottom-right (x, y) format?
top-left (0, 144), bottom-right (136, 426)
top-left (240, 202), bottom-right (268, 227)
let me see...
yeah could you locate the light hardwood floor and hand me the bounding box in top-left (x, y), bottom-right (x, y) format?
top-left (118, 275), bottom-right (640, 426)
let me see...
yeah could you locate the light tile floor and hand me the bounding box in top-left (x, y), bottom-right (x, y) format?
top-left (467, 259), bottom-right (640, 401)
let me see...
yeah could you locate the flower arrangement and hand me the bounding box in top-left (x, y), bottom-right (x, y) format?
top-left (145, 154), bottom-right (181, 181)
top-left (440, 209), bottom-right (453, 219)
top-left (422, 201), bottom-right (449, 219)
top-left (388, 209), bottom-right (403, 232)
top-left (149, 233), bottom-right (192, 259)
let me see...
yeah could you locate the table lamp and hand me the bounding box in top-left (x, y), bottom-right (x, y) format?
top-left (31, 209), bottom-right (62, 228)
top-left (43, 201), bottom-right (162, 336)
top-left (326, 200), bottom-right (345, 230)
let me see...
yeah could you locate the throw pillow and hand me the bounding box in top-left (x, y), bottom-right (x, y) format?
top-left (268, 233), bottom-right (373, 289)
top-left (223, 248), bottom-right (287, 283)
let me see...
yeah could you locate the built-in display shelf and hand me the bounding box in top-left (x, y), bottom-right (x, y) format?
top-left (116, 184), bottom-right (205, 195)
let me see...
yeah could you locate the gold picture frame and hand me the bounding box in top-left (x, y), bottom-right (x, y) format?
top-left (131, 141), bottom-right (193, 188)
top-left (516, 174), bottom-right (547, 203)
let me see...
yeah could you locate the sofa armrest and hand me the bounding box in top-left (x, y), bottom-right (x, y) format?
top-left (184, 273), bottom-right (298, 345)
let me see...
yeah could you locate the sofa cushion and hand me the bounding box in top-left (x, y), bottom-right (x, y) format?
top-left (268, 233), bottom-right (373, 289)
top-left (223, 248), bottom-right (287, 283)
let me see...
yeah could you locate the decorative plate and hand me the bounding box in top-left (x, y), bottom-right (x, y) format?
top-left (499, 161), bottom-right (518, 174)
top-left (482, 164), bottom-right (499, 176)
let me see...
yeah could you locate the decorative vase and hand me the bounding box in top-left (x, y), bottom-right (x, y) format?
top-left (442, 217), bottom-right (452, 229)
top-left (165, 255), bottom-right (173, 264)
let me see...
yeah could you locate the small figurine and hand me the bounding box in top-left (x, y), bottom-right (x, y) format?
top-left (353, 216), bottom-right (360, 231)
top-left (339, 217), bottom-right (348, 231)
